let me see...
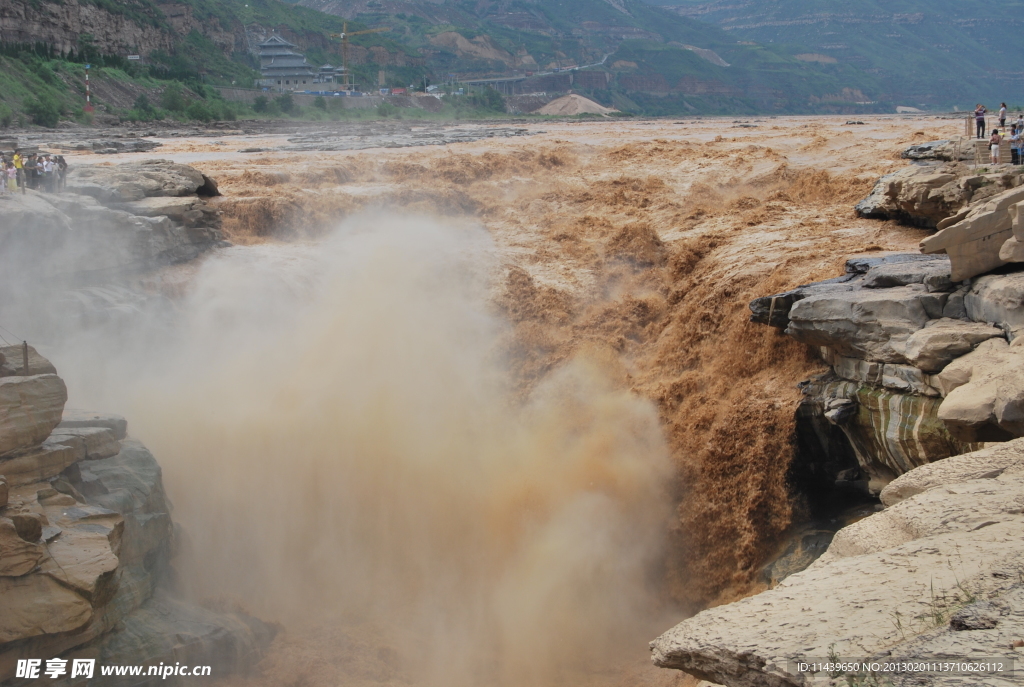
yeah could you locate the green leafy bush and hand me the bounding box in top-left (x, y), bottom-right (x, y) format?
top-left (186, 101), bottom-right (214, 122)
top-left (0, 102), bottom-right (12, 128)
top-left (253, 95), bottom-right (268, 113)
top-left (134, 93), bottom-right (153, 113)
top-left (25, 94), bottom-right (61, 127)
top-left (274, 93), bottom-right (294, 114)
top-left (161, 82), bottom-right (185, 112)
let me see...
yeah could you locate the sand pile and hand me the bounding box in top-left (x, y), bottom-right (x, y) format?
top-left (537, 94), bottom-right (617, 116)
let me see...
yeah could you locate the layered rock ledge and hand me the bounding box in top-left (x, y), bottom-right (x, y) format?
top-left (749, 253), bottom-right (1024, 498)
top-left (0, 347), bottom-right (271, 683)
top-left (0, 159), bottom-right (224, 286)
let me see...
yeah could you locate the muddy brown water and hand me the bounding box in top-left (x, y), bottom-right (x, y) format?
top-left (43, 115), bottom-right (957, 687)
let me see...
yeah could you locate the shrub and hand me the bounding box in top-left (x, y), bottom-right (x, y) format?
top-left (214, 101), bottom-right (236, 121)
top-left (253, 95), bottom-right (268, 113)
top-left (161, 82), bottom-right (185, 112)
top-left (186, 101), bottom-right (214, 122)
top-left (134, 93), bottom-right (153, 113)
top-left (0, 102), bottom-right (12, 128)
top-left (274, 93), bottom-right (294, 114)
top-left (376, 101), bottom-right (396, 118)
top-left (25, 95), bottom-right (61, 128)
top-left (313, 96), bottom-right (327, 110)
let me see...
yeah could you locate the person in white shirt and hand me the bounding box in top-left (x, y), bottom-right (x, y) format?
top-left (999, 103), bottom-right (1008, 128)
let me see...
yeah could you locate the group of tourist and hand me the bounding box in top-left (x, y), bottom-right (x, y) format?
top-left (0, 152), bottom-right (68, 195)
top-left (974, 103), bottom-right (1024, 165)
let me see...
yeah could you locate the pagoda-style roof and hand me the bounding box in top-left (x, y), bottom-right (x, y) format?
top-left (259, 35), bottom-right (297, 49)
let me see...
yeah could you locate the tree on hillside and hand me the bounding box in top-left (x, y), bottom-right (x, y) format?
top-left (25, 95), bottom-right (60, 128)
top-left (161, 83), bottom-right (185, 112)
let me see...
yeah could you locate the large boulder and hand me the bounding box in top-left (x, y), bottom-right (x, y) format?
top-left (66, 159), bottom-right (206, 203)
top-left (900, 139), bottom-right (974, 162)
top-left (786, 285), bottom-right (946, 364)
top-left (749, 254), bottom-right (948, 329)
top-left (903, 317), bottom-right (1004, 373)
top-left (0, 344), bottom-right (57, 378)
top-left (855, 166), bottom-right (972, 227)
top-left (650, 440), bottom-right (1024, 687)
top-left (964, 271), bottom-right (1024, 336)
top-left (0, 191), bottom-right (72, 232)
top-left (920, 186), bottom-right (1024, 281)
top-left (0, 374), bottom-right (68, 456)
top-left (934, 338), bottom-right (1024, 441)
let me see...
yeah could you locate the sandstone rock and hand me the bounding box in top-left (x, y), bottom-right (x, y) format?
top-left (0, 477), bottom-right (7, 508)
top-left (0, 191), bottom-right (72, 232)
top-left (901, 140), bottom-right (974, 162)
top-left (0, 374), bottom-right (68, 456)
top-left (0, 574), bottom-right (92, 643)
top-left (9, 513), bottom-right (42, 543)
top-left (650, 439), bottom-right (1024, 687)
top-left (964, 272), bottom-right (1024, 335)
top-left (115, 196), bottom-right (200, 220)
top-left (0, 517), bottom-right (44, 576)
top-left (41, 513), bottom-right (121, 603)
top-left (921, 186), bottom-right (1024, 281)
top-left (799, 377), bottom-right (968, 491)
top-left (935, 338), bottom-right (1024, 441)
top-left (0, 344), bottom-right (58, 378)
top-left (861, 256), bottom-right (953, 291)
top-left (855, 166), bottom-right (970, 227)
top-left (999, 234), bottom-right (1024, 262)
top-left (67, 159), bottom-right (206, 203)
top-left (903, 318), bottom-right (1004, 373)
top-left (880, 440), bottom-right (1024, 506)
top-left (748, 279), bottom-right (856, 328)
top-left (58, 409), bottom-right (128, 440)
top-left (786, 285), bottom-right (945, 364)
top-left (0, 438), bottom-right (79, 487)
top-left (821, 348), bottom-right (940, 396)
top-left (49, 427), bottom-right (120, 460)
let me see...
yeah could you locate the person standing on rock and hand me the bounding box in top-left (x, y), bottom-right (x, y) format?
top-left (56, 155), bottom-right (67, 193)
top-left (5, 162), bottom-right (15, 193)
top-left (999, 103), bottom-right (1008, 128)
top-left (990, 129), bottom-right (1002, 164)
top-left (41, 155), bottom-right (54, 193)
top-left (12, 151), bottom-right (24, 195)
top-left (975, 104), bottom-right (987, 138)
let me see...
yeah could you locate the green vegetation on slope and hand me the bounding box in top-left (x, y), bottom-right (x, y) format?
top-left (656, 0), bottom-right (1024, 108)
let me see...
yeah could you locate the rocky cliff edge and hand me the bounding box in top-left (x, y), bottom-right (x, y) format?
top-left (652, 438), bottom-right (1024, 686)
top-left (0, 346), bottom-right (272, 685)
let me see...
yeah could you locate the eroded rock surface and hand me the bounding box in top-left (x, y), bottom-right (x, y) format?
top-left (0, 159), bottom-right (224, 287)
top-left (751, 251), bottom-right (1024, 492)
top-left (651, 440), bottom-right (1024, 687)
top-left (0, 350), bottom-right (270, 682)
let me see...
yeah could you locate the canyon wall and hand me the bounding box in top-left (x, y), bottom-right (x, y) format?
top-left (0, 348), bottom-right (272, 684)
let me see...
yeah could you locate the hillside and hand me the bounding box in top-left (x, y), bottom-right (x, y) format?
top-left (292, 0), bottom-right (892, 114)
top-left (654, 0), bottom-right (1024, 108)
top-left (3, 0), bottom-right (981, 118)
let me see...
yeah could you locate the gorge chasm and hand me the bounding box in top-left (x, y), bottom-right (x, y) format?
top-left (3, 117), bottom-right (1024, 686)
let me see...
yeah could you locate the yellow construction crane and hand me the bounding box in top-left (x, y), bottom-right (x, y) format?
top-left (330, 23), bottom-right (389, 90)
